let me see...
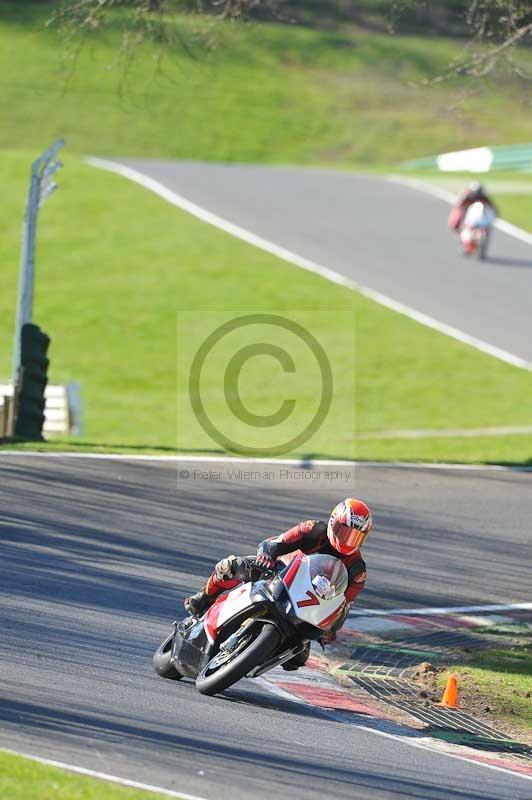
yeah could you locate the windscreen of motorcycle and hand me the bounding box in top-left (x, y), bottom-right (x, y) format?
top-left (308, 555), bottom-right (348, 598)
top-left (284, 553), bottom-right (348, 629)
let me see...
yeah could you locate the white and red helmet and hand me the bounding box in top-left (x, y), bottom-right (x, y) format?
top-left (327, 498), bottom-right (373, 555)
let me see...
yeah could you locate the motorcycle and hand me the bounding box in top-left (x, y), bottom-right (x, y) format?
top-left (153, 552), bottom-right (348, 696)
top-left (459, 200), bottom-right (496, 260)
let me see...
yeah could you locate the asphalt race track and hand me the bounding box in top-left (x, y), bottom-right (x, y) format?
top-left (2, 455), bottom-right (531, 799)
top-left (114, 160), bottom-right (532, 364)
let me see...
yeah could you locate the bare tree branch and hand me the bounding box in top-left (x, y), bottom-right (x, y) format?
top-left (48, 0), bottom-right (287, 87)
top-left (385, 1), bottom-right (532, 85)
top-left (430, 18), bottom-right (532, 84)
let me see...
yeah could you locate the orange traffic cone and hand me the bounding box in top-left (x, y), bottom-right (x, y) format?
top-left (438, 674), bottom-right (460, 708)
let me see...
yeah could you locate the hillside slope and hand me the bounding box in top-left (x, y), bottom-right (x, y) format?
top-left (1, 1), bottom-right (532, 164)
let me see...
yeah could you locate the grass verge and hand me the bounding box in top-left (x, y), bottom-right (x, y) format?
top-left (2, 151), bottom-right (532, 461)
top-left (0, 750), bottom-right (177, 800)
top-left (438, 645), bottom-right (532, 738)
top-left (498, 195), bottom-right (532, 234)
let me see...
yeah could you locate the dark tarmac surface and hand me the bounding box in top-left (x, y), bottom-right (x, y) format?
top-left (115, 160), bottom-right (532, 364)
top-left (1, 455), bottom-right (531, 799)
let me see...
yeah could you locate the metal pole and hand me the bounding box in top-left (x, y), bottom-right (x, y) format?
top-left (12, 139), bottom-right (65, 388)
top-left (12, 167), bottom-right (39, 384)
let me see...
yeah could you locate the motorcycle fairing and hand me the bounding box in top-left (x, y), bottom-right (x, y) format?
top-left (204, 583), bottom-right (271, 644)
top-left (171, 617), bottom-right (209, 678)
top-left (204, 553), bottom-right (346, 643)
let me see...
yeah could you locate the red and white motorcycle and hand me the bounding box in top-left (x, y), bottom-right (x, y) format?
top-left (459, 201), bottom-right (496, 260)
top-left (153, 553), bottom-right (347, 696)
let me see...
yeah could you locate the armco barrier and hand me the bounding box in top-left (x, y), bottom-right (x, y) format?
top-left (403, 143), bottom-right (532, 172)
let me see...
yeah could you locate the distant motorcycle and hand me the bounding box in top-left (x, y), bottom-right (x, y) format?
top-left (459, 201), bottom-right (496, 260)
top-left (153, 552), bottom-right (347, 696)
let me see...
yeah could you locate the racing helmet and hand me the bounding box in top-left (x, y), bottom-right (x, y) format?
top-left (327, 498), bottom-right (373, 555)
top-left (469, 181), bottom-right (484, 195)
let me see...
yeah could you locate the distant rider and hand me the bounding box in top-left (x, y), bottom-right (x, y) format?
top-left (184, 498), bottom-right (372, 670)
top-left (448, 181), bottom-right (498, 232)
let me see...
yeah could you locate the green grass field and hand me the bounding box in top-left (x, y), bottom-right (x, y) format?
top-left (2, 1), bottom-right (532, 166)
top-left (0, 750), bottom-right (175, 800)
top-left (2, 151), bottom-right (532, 461)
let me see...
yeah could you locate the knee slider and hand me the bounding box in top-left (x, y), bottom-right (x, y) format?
top-left (214, 555), bottom-right (237, 581)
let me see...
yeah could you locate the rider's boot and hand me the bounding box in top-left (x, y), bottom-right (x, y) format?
top-left (282, 640), bottom-right (310, 671)
top-left (184, 590), bottom-right (213, 617)
top-left (184, 558), bottom-right (242, 618)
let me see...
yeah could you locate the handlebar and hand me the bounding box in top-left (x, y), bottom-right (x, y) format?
top-left (244, 556), bottom-right (283, 579)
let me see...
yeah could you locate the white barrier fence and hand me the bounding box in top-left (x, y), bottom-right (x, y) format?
top-left (0, 382), bottom-right (83, 438)
top-left (403, 142), bottom-right (532, 172)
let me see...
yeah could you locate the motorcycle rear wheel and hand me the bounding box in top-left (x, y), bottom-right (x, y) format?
top-left (478, 235), bottom-right (488, 261)
top-left (153, 632), bottom-right (183, 680)
top-left (196, 623), bottom-right (280, 696)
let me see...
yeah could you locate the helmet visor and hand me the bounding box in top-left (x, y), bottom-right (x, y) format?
top-left (333, 522), bottom-right (369, 551)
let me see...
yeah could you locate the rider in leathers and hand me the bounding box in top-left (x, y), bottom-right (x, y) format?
top-left (184, 498), bottom-right (372, 670)
top-left (448, 181), bottom-right (498, 231)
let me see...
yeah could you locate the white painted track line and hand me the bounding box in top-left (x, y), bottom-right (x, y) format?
top-left (389, 175), bottom-right (532, 249)
top-left (2, 451), bottom-right (532, 471)
top-left (352, 602), bottom-right (532, 616)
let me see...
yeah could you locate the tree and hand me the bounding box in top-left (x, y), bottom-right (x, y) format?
top-left (392, 1), bottom-right (532, 81)
top-left (51, 0), bottom-right (284, 33)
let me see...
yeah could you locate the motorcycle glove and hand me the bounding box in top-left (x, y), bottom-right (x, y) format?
top-left (256, 540), bottom-right (278, 569)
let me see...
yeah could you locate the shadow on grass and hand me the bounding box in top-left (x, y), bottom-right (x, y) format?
top-left (466, 645), bottom-right (532, 677)
top-left (0, 1), bottom-right (54, 28)
top-left (0, 437), bottom-right (226, 456)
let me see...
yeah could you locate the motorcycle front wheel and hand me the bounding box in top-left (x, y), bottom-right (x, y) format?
top-left (195, 623), bottom-right (280, 696)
